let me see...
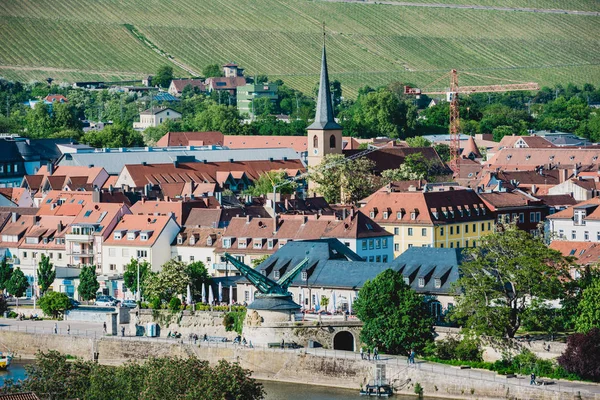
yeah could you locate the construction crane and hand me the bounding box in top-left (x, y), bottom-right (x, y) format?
top-left (404, 70), bottom-right (539, 173)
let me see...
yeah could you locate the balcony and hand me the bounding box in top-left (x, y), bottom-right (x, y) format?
top-left (67, 249), bottom-right (94, 256)
top-left (65, 233), bottom-right (94, 242)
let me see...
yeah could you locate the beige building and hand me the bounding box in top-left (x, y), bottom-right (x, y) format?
top-left (133, 107), bottom-right (181, 131)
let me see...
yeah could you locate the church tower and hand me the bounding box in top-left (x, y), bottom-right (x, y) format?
top-left (306, 36), bottom-right (343, 173)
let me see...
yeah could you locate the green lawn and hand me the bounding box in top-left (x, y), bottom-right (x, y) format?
top-left (0, 0), bottom-right (598, 96)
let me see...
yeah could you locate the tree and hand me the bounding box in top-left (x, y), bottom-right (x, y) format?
top-left (154, 65), bottom-right (174, 88)
top-left (354, 269), bottom-right (434, 355)
top-left (251, 255), bottom-right (269, 268)
top-left (186, 261), bottom-right (210, 298)
top-left (405, 136), bottom-right (431, 147)
top-left (352, 88), bottom-right (417, 138)
top-left (557, 328), bottom-right (600, 382)
top-left (81, 122), bottom-right (144, 148)
top-left (310, 154), bottom-right (378, 204)
top-left (145, 259), bottom-right (190, 301)
top-left (39, 291), bottom-right (72, 319)
top-left (192, 102), bottom-right (241, 134)
top-left (452, 224), bottom-right (568, 338)
top-left (53, 102), bottom-right (82, 132)
top-left (0, 295), bottom-right (7, 316)
top-left (575, 275), bottom-right (600, 333)
top-left (247, 170), bottom-right (297, 197)
top-left (6, 267), bottom-right (28, 306)
top-left (492, 125), bottom-right (515, 142)
top-left (37, 254), bottom-right (56, 295)
top-left (26, 102), bottom-right (52, 137)
top-left (203, 64), bottom-right (223, 78)
top-left (434, 143), bottom-right (451, 163)
top-left (77, 265), bottom-right (99, 301)
top-left (0, 257), bottom-right (12, 291)
top-left (123, 259), bottom-right (151, 299)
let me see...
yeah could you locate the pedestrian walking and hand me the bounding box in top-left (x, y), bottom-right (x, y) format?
top-left (54, 323), bottom-right (58, 334)
top-left (409, 349), bottom-right (415, 364)
top-left (67, 325), bottom-right (70, 335)
top-left (121, 326), bottom-right (125, 337)
top-left (103, 322), bottom-right (107, 334)
top-left (373, 346), bottom-right (378, 361)
top-left (530, 373), bottom-right (536, 386)
top-left (360, 347), bottom-right (364, 360)
top-left (367, 348), bottom-right (371, 361)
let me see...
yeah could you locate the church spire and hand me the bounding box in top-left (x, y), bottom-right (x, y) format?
top-left (307, 25), bottom-right (341, 131)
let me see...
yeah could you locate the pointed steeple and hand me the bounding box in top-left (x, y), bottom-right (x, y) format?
top-left (307, 31), bottom-right (341, 131)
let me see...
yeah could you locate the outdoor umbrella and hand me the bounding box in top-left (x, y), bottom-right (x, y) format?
top-left (332, 291), bottom-right (337, 313)
top-left (229, 285), bottom-right (233, 305)
top-left (186, 284), bottom-right (192, 305)
top-left (208, 285), bottom-right (214, 305)
top-left (218, 282), bottom-right (223, 303)
top-left (201, 283), bottom-right (206, 303)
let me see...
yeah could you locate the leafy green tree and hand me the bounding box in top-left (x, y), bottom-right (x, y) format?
top-left (575, 275), bottom-right (600, 333)
top-left (0, 296), bottom-right (7, 316)
top-left (203, 64), bottom-right (223, 78)
top-left (251, 255), bottom-right (269, 268)
top-left (254, 74), bottom-right (268, 84)
top-left (247, 170), bottom-right (297, 197)
top-left (492, 125), bottom-right (515, 142)
top-left (557, 328), bottom-right (600, 382)
top-left (452, 224), bottom-right (568, 338)
top-left (26, 102), bottom-right (53, 137)
top-left (39, 291), bottom-right (72, 319)
top-left (77, 265), bottom-right (99, 301)
top-left (123, 259), bottom-right (151, 299)
top-left (311, 154), bottom-right (377, 204)
top-left (37, 254), bottom-right (55, 295)
top-left (352, 88), bottom-right (417, 138)
top-left (0, 257), bottom-right (12, 291)
top-left (192, 102), bottom-right (241, 134)
top-left (52, 102), bottom-right (81, 132)
top-left (434, 143), bottom-right (451, 163)
top-left (405, 136), bottom-right (431, 147)
top-left (6, 267), bottom-right (28, 305)
top-left (521, 299), bottom-right (563, 341)
top-left (145, 259), bottom-right (190, 301)
top-left (154, 65), bottom-right (174, 88)
top-left (186, 261), bottom-right (210, 299)
top-left (252, 96), bottom-right (275, 118)
top-left (354, 269), bottom-right (434, 355)
top-left (81, 122), bottom-right (144, 148)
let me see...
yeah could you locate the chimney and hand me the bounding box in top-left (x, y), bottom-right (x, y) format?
top-left (531, 184), bottom-right (537, 195)
top-left (57, 220), bottom-right (63, 232)
top-left (350, 207), bottom-right (355, 217)
top-left (574, 164), bottom-right (579, 178)
top-left (11, 212), bottom-right (17, 223)
top-left (302, 216), bottom-right (308, 225)
top-left (246, 215), bottom-right (251, 223)
top-left (560, 168), bottom-right (567, 183)
top-left (173, 160), bottom-right (179, 168)
top-left (342, 208), bottom-right (347, 220)
top-left (47, 162), bottom-right (54, 176)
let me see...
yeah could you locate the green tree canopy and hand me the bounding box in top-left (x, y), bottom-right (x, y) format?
top-left (203, 64), bottom-right (223, 78)
top-left (37, 254), bottom-right (56, 295)
top-left (246, 170), bottom-right (297, 197)
top-left (354, 269), bottom-right (434, 355)
top-left (575, 275), bottom-right (600, 333)
top-left (186, 261), bottom-right (210, 298)
top-left (405, 136), bottom-right (431, 147)
top-left (39, 291), bottom-right (72, 319)
top-left (6, 267), bottom-right (29, 301)
top-left (26, 102), bottom-right (52, 137)
top-left (145, 259), bottom-right (190, 301)
top-left (77, 265), bottom-right (99, 301)
top-left (154, 65), bottom-right (174, 88)
top-left (452, 224), bottom-right (568, 338)
top-left (81, 122), bottom-right (144, 148)
top-left (310, 154), bottom-right (377, 204)
top-left (123, 258), bottom-right (151, 299)
top-left (0, 257), bottom-right (12, 291)
top-left (192, 102), bottom-right (241, 134)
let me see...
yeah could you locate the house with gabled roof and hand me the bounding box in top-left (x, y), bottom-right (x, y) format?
top-left (133, 107), bottom-right (181, 131)
top-left (168, 79), bottom-right (206, 97)
top-left (547, 197), bottom-right (600, 243)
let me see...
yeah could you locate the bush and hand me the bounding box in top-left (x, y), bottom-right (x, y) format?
top-left (168, 297), bottom-right (182, 312)
top-left (8, 311), bottom-right (18, 318)
top-left (38, 292), bottom-right (72, 319)
top-left (434, 335), bottom-right (483, 362)
top-left (223, 310), bottom-right (246, 334)
top-left (0, 296), bottom-right (7, 315)
top-left (149, 297), bottom-right (161, 310)
top-left (558, 328), bottom-right (600, 382)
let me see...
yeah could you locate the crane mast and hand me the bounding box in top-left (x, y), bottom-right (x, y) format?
top-left (404, 70), bottom-right (539, 174)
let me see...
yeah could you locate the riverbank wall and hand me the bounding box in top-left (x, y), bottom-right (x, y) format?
top-left (1, 331), bottom-right (597, 400)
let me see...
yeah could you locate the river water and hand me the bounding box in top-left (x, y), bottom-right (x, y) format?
top-left (1, 363), bottom-right (437, 399)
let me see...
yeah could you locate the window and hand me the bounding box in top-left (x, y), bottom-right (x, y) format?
top-left (376, 255), bottom-right (381, 262)
top-left (456, 241), bottom-right (460, 248)
top-left (49, 252), bottom-right (53, 259)
top-left (440, 243), bottom-right (444, 248)
top-left (382, 238), bottom-right (388, 248)
top-left (369, 256), bottom-right (374, 262)
top-left (408, 228), bottom-right (413, 236)
top-left (394, 227), bottom-right (399, 235)
top-left (109, 248), bottom-right (116, 257)
top-left (456, 226), bottom-right (460, 234)
top-left (434, 278), bottom-right (441, 289)
top-left (137, 250), bottom-right (148, 258)
top-left (472, 223), bottom-right (476, 232)
top-left (418, 278), bottom-right (425, 287)
top-left (361, 240), bottom-right (367, 251)
top-left (313, 135), bottom-right (318, 149)
top-left (410, 212), bottom-right (416, 220)
top-left (109, 264), bottom-right (116, 271)
top-left (383, 255), bottom-right (388, 263)
top-left (440, 227), bottom-right (444, 236)
top-left (177, 235), bottom-right (183, 245)
top-left (403, 277), bottom-right (410, 285)
top-left (253, 240), bottom-right (262, 249)
top-left (190, 256), bottom-right (195, 262)
top-left (465, 240), bottom-right (469, 248)
top-left (238, 239), bottom-right (247, 249)
top-left (122, 248), bottom-right (129, 257)
top-left (274, 270), bottom-right (280, 280)
top-left (140, 233), bottom-right (149, 241)
top-left (329, 134), bottom-right (336, 148)
top-left (223, 238), bottom-right (232, 248)
top-left (177, 255), bottom-right (182, 262)
top-left (383, 211), bottom-right (388, 219)
top-left (421, 228), bottom-right (427, 236)
top-left (375, 239), bottom-right (381, 249)
top-left (267, 239), bottom-right (274, 249)
top-left (206, 257), bottom-right (211, 263)
top-left (408, 244), bottom-right (413, 248)
top-left (394, 243), bottom-right (399, 251)
top-left (396, 212), bottom-right (402, 219)
top-left (113, 231), bottom-right (122, 240)
top-left (519, 213), bottom-right (524, 224)
top-left (450, 226), bottom-right (454, 235)
top-left (57, 253), bottom-right (62, 260)
top-left (369, 239), bottom-right (374, 250)
top-left (536, 212), bottom-right (541, 223)
top-left (450, 242), bottom-right (454, 248)
top-left (369, 211), bottom-right (375, 218)
top-left (344, 242), bottom-right (350, 247)
top-left (301, 271), bottom-right (308, 281)
top-left (127, 231), bottom-right (137, 240)
top-left (558, 229), bottom-right (564, 238)
top-left (597, 232), bottom-right (600, 241)
top-left (530, 212), bottom-right (535, 222)
top-left (244, 291), bottom-right (250, 302)
top-left (465, 225), bottom-right (469, 234)
top-left (571, 230), bottom-right (576, 240)
top-left (488, 222), bottom-right (491, 231)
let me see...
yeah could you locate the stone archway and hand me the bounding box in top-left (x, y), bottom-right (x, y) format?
top-left (333, 331), bottom-right (354, 351)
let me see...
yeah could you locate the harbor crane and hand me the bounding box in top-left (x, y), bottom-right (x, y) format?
top-left (404, 70), bottom-right (539, 173)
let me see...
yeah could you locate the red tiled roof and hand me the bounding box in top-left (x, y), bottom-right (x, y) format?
top-left (206, 76), bottom-right (246, 90)
top-left (173, 227), bottom-right (223, 247)
top-left (0, 392), bottom-right (41, 400)
top-left (170, 79), bottom-right (205, 93)
top-left (477, 190), bottom-right (542, 210)
top-left (223, 136), bottom-right (308, 153)
top-left (536, 194), bottom-right (578, 207)
top-left (104, 214), bottom-right (176, 247)
top-left (156, 131), bottom-right (224, 147)
top-left (549, 241), bottom-right (600, 265)
top-left (546, 197), bottom-right (600, 220)
top-left (461, 135), bottom-right (482, 159)
top-left (486, 148), bottom-right (600, 170)
top-left (130, 199), bottom-right (212, 226)
top-left (44, 94), bottom-right (68, 103)
top-left (323, 210), bottom-right (392, 239)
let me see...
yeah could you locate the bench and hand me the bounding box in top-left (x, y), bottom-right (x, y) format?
top-left (268, 342), bottom-right (301, 349)
top-left (205, 336), bottom-right (227, 342)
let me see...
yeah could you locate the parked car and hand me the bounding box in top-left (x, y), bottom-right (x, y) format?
top-left (70, 299), bottom-right (80, 308)
top-left (122, 300), bottom-right (137, 308)
top-left (94, 296), bottom-right (117, 307)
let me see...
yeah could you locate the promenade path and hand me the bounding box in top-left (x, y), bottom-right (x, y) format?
top-left (1, 318), bottom-right (599, 398)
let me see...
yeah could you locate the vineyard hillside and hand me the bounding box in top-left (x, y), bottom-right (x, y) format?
top-left (0, 0), bottom-right (599, 97)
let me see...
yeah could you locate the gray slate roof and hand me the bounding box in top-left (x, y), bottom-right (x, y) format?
top-left (57, 147), bottom-right (302, 175)
top-left (245, 239), bottom-right (462, 295)
top-left (307, 45), bottom-right (341, 131)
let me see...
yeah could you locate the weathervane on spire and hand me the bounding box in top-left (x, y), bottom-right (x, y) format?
top-left (322, 21), bottom-right (326, 46)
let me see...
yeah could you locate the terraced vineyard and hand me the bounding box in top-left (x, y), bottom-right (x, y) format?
top-left (0, 0), bottom-right (599, 96)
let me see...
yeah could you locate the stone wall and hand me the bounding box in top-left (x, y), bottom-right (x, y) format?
top-left (129, 309), bottom-right (235, 340)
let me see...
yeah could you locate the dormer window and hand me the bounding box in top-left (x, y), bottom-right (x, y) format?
top-left (140, 233), bottom-right (148, 241)
top-left (418, 277), bottom-right (425, 288)
top-left (223, 238), bottom-right (232, 248)
top-left (113, 231), bottom-right (122, 240)
top-left (411, 212), bottom-right (417, 220)
top-left (432, 211), bottom-right (439, 219)
top-left (238, 238), bottom-right (247, 249)
top-left (301, 271), bottom-right (308, 281)
top-left (253, 239), bottom-right (263, 249)
top-left (127, 231), bottom-right (138, 240)
top-left (369, 211), bottom-right (375, 218)
top-left (43, 237), bottom-right (48, 244)
top-left (396, 211), bottom-right (402, 219)
top-left (189, 235), bottom-right (195, 245)
top-left (434, 278), bottom-right (441, 289)
top-left (383, 211), bottom-right (388, 219)
top-left (273, 270), bottom-right (280, 280)
top-left (177, 235), bottom-right (183, 245)
top-left (403, 277), bottom-right (410, 285)
top-left (207, 236), bottom-right (214, 246)
top-left (279, 239), bottom-right (288, 248)
top-left (267, 239), bottom-right (274, 249)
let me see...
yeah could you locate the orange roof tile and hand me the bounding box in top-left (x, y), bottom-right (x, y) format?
top-left (104, 214), bottom-right (176, 247)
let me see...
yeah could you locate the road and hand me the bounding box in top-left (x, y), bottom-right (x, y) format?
top-left (316, 0), bottom-right (600, 16)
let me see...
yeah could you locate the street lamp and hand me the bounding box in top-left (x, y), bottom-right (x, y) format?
top-left (136, 258), bottom-right (140, 302)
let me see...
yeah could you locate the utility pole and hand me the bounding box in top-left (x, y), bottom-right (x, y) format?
top-left (295, 93), bottom-right (300, 120)
top-left (136, 258), bottom-right (141, 302)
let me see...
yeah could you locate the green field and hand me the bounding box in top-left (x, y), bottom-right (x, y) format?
top-left (0, 0), bottom-right (599, 97)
